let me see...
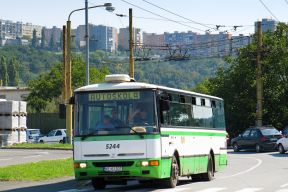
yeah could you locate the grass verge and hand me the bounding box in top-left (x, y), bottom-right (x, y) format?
top-left (3, 143), bottom-right (72, 149)
top-left (0, 158), bottom-right (74, 181)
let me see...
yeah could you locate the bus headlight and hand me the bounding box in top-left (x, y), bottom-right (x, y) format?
top-left (141, 161), bottom-right (149, 166)
top-left (141, 160), bottom-right (159, 166)
top-left (79, 163), bottom-right (87, 168)
top-left (74, 162), bottom-right (87, 169)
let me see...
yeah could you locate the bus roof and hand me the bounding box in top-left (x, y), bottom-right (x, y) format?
top-left (75, 81), bottom-right (223, 100)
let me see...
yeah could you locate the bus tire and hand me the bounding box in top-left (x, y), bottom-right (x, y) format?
top-left (162, 155), bottom-right (179, 188)
top-left (202, 154), bottom-right (214, 181)
top-left (91, 178), bottom-right (106, 190)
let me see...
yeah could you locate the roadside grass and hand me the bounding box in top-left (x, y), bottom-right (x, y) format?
top-left (0, 158), bottom-right (74, 181)
top-left (3, 143), bottom-right (72, 149)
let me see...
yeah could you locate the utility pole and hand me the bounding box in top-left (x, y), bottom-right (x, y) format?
top-left (66, 20), bottom-right (73, 144)
top-left (62, 25), bottom-right (67, 104)
top-left (129, 8), bottom-right (134, 79)
top-left (256, 21), bottom-right (263, 127)
top-left (85, 0), bottom-right (89, 85)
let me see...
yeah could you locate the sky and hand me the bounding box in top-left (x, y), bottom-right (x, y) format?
top-left (1, 0), bottom-right (288, 35)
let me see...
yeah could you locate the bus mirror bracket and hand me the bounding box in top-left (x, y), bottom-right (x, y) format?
top-left (59, 104), bottom-right (66, 119)
top-left (160, 99), bottom-right (170, 111)
top-left (69, 96), bottom-right (75, 105)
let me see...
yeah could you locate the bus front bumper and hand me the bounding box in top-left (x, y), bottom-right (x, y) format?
top-left (74, 158), bottom-right (171, 180)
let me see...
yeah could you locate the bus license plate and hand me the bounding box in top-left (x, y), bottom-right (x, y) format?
top-left (103, 167), bottom-right (122, 172)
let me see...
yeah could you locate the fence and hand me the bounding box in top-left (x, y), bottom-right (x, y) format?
top-left (27, 113), bottom-right (66, 134)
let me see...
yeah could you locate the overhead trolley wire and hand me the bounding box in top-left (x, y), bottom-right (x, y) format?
top-left (119, 0), bottom-right (207, 32)
top-left (258, 0), bottom-right (279, 21)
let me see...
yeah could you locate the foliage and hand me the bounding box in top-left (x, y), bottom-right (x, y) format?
top-left (0, 158), bottom-right (73, 181)
top-left (194, 23), bottom-right (288, 136)
top-left (0, 46), bottom-right (62, 85)
top-left (31, 29), bottom-right (37, 48)
top-left (41, 28), bottom-right (46, 48)
top-left (0, 56), bottom-right (8, 86)
top-left (7, 57), bottom-right (19, 86)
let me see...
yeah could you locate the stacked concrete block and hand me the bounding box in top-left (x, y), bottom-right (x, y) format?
top-left (0, 100), bottom-right (27, 147)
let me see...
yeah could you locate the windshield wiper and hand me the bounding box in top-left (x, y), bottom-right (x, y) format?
top-left (116, 126), bottom-right (145, 139)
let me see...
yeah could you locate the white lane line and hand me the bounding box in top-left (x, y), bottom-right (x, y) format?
top-left (276, 190), bottom-right (288, 192)
top-left (0, 158), bottom-right (12, 161)
top-left (235, 188), bottom-right (263, 192)
top-left (281, 183), bottom-right (288, 188)
top-left (57, 189), bottom-right (91, 192)
top-left (23, 155), bottom-right (41, 159)
top-left (194, 187), bottom-right (227, 192)
top-left (159, 188), bottom-right (188, 192)
top-left (218, 156), bottom-right (262, 179)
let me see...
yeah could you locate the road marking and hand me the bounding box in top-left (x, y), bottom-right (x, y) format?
top-left (194, 187), bottom-right (227, 192)
top-left (276, 190), bottom-right (288, 192)
top-left (57, 189), bottom-right (90, 192)
top-left (160, 188), bottom-right (188, 192)
top-left (23, 155), bottom-right (41, 159)
top-left (0, 158), bottom-right (12, 161)
top-left (281, 183), bottom-right (288, 188)
top-left (235, 188), bottom-right (262, 192)
top-left (218, 156), bottom-right (262, 179)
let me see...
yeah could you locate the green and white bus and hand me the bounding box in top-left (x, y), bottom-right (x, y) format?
top-left (73, 74), bottom-right (227, 189)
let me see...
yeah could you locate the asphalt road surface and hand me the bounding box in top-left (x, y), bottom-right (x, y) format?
top-left (1, 150), bottom-right (288, 192)
top-left (0, 149), bottom-right (72, 167)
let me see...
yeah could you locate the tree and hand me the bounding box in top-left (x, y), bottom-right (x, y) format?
top-left (0, 56), bottom-right (9, 86)
top-left (27, 55), bottom-right (109, 112)
top-left (49, 31), bottom-right (55, 50)
top-left (41, 28), bottom-right (46, 48)
top-left (31, 29), bottom-right (38, 48)
top-left (8, 57), bottom-right (19, 86)
top-left (195, 23), bottom-right (288, 136)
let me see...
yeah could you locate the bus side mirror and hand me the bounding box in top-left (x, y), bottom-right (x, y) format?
top-left (160, 99), bottom-right (170, 111)
top-left (69, 96), bottom-right (75, 105)
top-left (59, 104), bottom-right (66, 119)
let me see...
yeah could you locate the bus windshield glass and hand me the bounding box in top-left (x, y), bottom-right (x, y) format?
top-left (75, 90), bottom-right (157, 136)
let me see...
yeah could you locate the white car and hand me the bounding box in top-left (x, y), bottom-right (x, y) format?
top-left (26, 129), bottom-right (41, 143)
top-left (38, 129), bottom-right (67, 144)
top-left (277, 136), bottom-right (288, 154)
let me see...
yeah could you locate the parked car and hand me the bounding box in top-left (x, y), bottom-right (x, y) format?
top-left (231, 126), bottom-right (282, 153)
top-left (277, 135), bottom-right (288, 154)
top-left (26, 129), bottom-right (41, 143)
top-left (281, 127), bottom-right (288, 137)
top-left (38, 129), bottom-right (67, 144)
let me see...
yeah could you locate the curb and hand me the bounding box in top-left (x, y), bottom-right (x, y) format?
top-left (0, 147), bottom-right (72, 151)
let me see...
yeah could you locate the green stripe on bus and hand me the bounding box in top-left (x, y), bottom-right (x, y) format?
top-left (74, 134), bottom-right (160, 141)
top-left (161, 131), bottom-right (226, 137)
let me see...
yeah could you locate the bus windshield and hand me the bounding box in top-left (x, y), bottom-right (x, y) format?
top-left (75, 90), bottom-right (157, 136)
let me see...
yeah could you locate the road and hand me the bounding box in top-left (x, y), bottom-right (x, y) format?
top-left (1, 150), bottom-right (288, 192)
top-left (0, 149), bottom-right (72, 167)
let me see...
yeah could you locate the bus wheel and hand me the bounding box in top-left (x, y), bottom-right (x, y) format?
top-left (91, 178), bottom-right (106, 190)
top-left (162, 155), bottom-right (179, 188)
top-left (202, 154), bottom-right (214, 181)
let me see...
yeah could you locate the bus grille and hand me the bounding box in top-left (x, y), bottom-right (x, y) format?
top-left (98, 171), bottom-right (130, 176)
top-left (93, 161), bottom-right (134, 167)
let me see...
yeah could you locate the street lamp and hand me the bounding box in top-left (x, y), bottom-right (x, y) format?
top-left (67, 2), bottom-right (115, 85)
top-left (64, 2), bottom-right (114, 144)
